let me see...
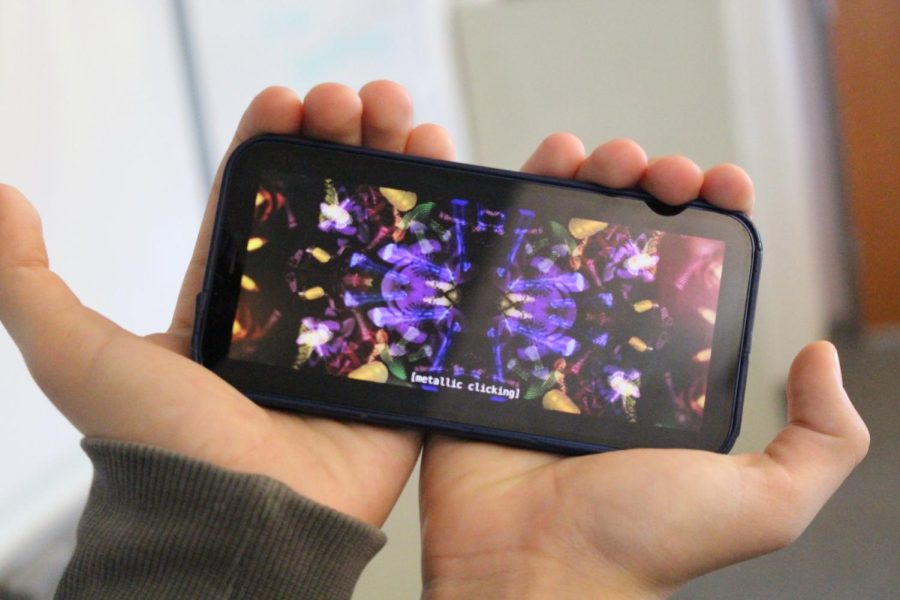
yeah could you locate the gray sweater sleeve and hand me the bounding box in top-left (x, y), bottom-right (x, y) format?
top-left (55, 438), bottom-right (386, 599)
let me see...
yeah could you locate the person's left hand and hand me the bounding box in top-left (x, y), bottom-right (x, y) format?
top-left (0, 81), bottom-right (454, 527)
top-left (418, 135), bottom-right (870, 598)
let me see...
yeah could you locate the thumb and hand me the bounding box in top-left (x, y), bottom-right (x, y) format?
top-left (0, 183), bottom-right (88, 354)
top-left (753, 342), bottom-right (870, 533)
top-left (0, 183), bottom-right (134, 420)
top-left (718, 341), bottom-right (871, 567)
top-left (0, 184), bottom-right (260, 451)
top-left (777, 341), bottom-right (870, 475)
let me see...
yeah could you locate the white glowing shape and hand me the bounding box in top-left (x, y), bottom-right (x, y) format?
top-left (320, 202), bottom-right (352, 228)
top-left (297, 324), bottom-right (334, 350)
top-left (608, 372), bottom-right (641, 398)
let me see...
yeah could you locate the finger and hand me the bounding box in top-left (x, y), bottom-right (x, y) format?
top-left (359, 80), bottom-right (414, 153)
top-left (230, 86), bottom-right (305, 152)
top-left (0, 184), bottom-right (50, 273)
top-left (700, 163), bottom-right (755, 215)
top-left (520, 132), bottom-right (586, 178)
top-left (765, 342), bottom-right (869, 494)
top-left (575, 138), bottom-right (648, 189)
top-left (0, 186), bottom-right (261, 448)
top-left (405, 123), bottom-right (455, 161)
top-left (0, 185), bottom-right (84, 351)
top-left (300, 82), bottom-right (364, 146)
top-left (740, 342), bottom-right (869, 545)
top-left (640, 156), bottom-right (704, 205)
top-left (169, 86), bottom-right (304, 338)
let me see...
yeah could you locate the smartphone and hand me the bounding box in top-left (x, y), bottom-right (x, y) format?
top-left (192, 135), bottom-right (761, 454)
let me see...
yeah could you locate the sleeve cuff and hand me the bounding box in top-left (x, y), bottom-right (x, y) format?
top-left (56, 438), bottom-right (386, 599)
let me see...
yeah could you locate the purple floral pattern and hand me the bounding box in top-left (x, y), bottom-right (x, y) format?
top-left (230, 176), bottom-right (724, 429)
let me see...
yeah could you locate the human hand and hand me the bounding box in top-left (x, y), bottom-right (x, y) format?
top-left (418, 137), bottom-right (870, 598)
top-left (0, 81), bottom-right (454, 526)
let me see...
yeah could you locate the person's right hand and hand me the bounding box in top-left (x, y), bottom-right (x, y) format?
top-left (0, 81), bottom-right (453, 526)
top-left (418, 136), bottom-right (870, 598)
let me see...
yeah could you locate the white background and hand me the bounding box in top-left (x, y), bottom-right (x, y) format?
top-left (0, 1), bottom-right (846, 598)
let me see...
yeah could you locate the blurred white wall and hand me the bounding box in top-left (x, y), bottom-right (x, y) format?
top-left (186, 0), bottom-right (471, 174)
top-left (0, 0), bottom-right (203, 570)
top-left (457, 0), bottom-right (845, 454)
top-left (0, 1), bottom-right (846, 598)
top-left (0, 1), bottom-right (465, 597)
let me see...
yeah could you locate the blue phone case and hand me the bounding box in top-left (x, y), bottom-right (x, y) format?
top-left (193, 135), bottom-right (762, 454)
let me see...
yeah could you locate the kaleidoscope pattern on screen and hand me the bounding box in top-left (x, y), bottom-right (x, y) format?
top-left (230, 175), bottom-right (724, 429)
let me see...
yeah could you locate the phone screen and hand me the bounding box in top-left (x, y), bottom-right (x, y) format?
top-left (199, 138), bottom-right (759, 452)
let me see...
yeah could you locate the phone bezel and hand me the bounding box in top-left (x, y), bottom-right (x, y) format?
top-left (193, 135), bottom-right (761, 454)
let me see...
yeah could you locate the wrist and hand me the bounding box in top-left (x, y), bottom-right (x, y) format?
top-left (423, 551), bottom-right (674, 600)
